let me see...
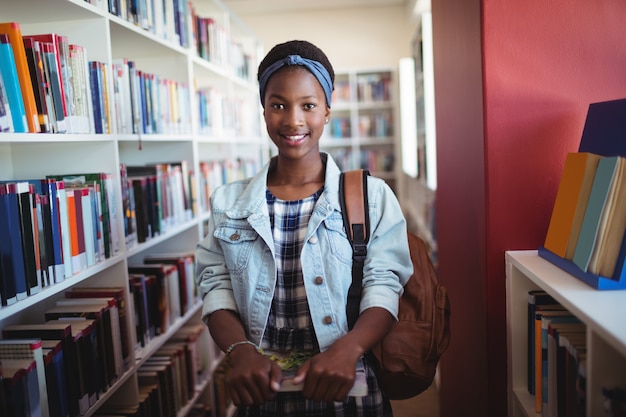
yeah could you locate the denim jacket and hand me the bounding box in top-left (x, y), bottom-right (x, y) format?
top-left (195, 153), bottom-right (413, 352)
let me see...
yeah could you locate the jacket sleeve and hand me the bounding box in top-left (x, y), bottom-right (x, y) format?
top-left (359, 179), bottom-right (413, 320)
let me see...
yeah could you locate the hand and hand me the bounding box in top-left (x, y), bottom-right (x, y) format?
top-left (226, 344), bottom-right (283, 407)
top-left (292, 342), bottom-right (361, 402)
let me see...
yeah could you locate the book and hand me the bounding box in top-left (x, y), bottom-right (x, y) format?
top-left (0, 22), bottom-right (40, 132)
top-left (89, 61), bottom-right (106, 134)
top-left (0, 182), bottom-right (28, 304)
top-left (48, 318), bottom-right (98, 412)
top-left (44, 301), bottom-right (117, 390)
top-left (55, 180), bottom-right (74, 278)
top-left (128, 263), bottom-right (180, 333)
top-left (68, 44), bottom-right (92, 133)
top-left (0, 33), bottom-right (27, 132)
top-left (3, 322), bottom-right (79, 417)
top-left (0, 338), bottom-right (50, 417)
top-left (64, 286), bottom-right (130, 371)
top-left (1, 358), bottom-right (40, 417)
top-left (143, 252), bottom-right (196, 316)
top-left (40, 41), bottom-right (67, 133)
top-left (15, 181), bottom-right (40, 296)
top-left (527, 290), bottom-right (557, 395)
top-left (0, 63), bottom-right (14, 132)
top-left (129, 273), bottom-right (151, 350)
top-left (23, 37), bottom-right (52, 133)
top-left (24, 34), bottom-right (70, 132)
top-left (587, 156), bottom-right (626, 277)
top-left (543, 152), bottom-right (602, 259)
top-left (55, 296), bottom-right (124, 382)
top-left (40, 339), bottom-right (68, 417)
top-left (573, 156), bottom-right (626, 275)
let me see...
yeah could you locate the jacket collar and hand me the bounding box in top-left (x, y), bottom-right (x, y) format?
top-left (224, 152), bottom-right (343, 220)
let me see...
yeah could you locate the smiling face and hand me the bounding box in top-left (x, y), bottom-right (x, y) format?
top-left (263, 67), bottom-right (331, 163)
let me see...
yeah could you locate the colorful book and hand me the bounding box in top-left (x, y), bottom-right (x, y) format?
top-left (40, 338), bottom-right (69, 417)
top-left (144, 252), bottom-right (196, 315)
top-left (0, 22), bottom-right (40, 132)
top-left (573, 156), bottom-right (625, 274)
top-left (0, 338), bottom-right (50, 417)
top-left (0, 33), bottom-right (27, 132)
top-left (22, 37), bottom-right (52, 133)
top-left (129, 263), bottom-right (180, 333)
top-left (543, 152), bottom-right (602, 259)
top-left (527, 290), bottom-right (557, 395)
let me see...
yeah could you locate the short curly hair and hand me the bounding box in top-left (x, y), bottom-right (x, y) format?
top-left (257, 40), bottom-right (335, 88)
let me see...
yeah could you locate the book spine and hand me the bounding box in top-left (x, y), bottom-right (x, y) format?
top-left (0, 34), bottom-right (28, 132)
top-left (0, 22), bottom-right (40, 132)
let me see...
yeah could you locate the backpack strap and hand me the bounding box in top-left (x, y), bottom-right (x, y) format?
top-left (339, 169), bottom-right (370, 330)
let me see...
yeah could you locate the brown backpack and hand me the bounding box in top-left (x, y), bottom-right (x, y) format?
top-left (339, 169), bottom-right (451, 400)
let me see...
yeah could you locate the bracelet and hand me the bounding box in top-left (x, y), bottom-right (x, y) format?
top-left (226, 340), bottom-right (259, 356)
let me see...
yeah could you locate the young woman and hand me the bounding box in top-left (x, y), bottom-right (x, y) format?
top-left (195, 40), bottom-right (412, 416)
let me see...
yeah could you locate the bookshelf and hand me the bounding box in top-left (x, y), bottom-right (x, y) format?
top-left (321, 68), bottom-right (400, 193)
top-left (505, 250), bottom-right (626, 417)
top-left (0, 0), bottom-right (266, 416)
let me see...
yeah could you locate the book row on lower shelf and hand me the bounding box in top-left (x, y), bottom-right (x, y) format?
top-left (0, 21), bottom-right (257, 136)
top-left (541, 151), bottom-right (626, 290)
top-left (527, 289), bottom-right (626, 417)
top-left (0, 249), bottom-right (209, 417)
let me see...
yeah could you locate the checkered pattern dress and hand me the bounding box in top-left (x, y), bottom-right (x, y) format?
top-left (236, 188), bottom-right (392, 417)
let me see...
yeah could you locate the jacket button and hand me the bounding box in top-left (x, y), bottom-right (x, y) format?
top-left (323, 315), bottom-right (333, 325)
top-left (314, 276), bottom-right (324, 285)
top-left (309, 236), bottom-right (318, 244)
top-left (230, 233), bottom-right (239, 241)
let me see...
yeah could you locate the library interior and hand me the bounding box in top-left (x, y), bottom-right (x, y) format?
top-left (1, 0), bottom-right (625, 416)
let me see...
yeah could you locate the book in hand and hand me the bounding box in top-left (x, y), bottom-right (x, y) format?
top-left (265, 351), bottom-right (368, 397)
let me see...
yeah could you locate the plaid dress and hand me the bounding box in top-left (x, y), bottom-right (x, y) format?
top-left (236, 188), bottom-right (392, 417)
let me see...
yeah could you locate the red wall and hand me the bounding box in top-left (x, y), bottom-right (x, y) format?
top-left (433, 0), bottom-right (626, 416)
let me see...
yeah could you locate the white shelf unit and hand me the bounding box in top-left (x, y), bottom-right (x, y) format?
top-left (321, 68), bottom-right (399, 190)
top-left (0, 0), bottom-right (266, 415)
top-left (505, 250), bottom-right (626, 417)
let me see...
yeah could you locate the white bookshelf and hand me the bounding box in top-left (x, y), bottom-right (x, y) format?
top-left (321, 68), bottom-right (400, 192)
top-left (505, 250), bottom-right (626, 417)
top-left (0, 0), bottom-right (266, 415)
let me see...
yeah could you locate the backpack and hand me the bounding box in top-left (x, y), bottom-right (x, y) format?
top-left (339, 169), bottom-right (451, 400)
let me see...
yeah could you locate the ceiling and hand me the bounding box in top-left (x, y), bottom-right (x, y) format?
top-left (220, 0), bottom-right (408, 15)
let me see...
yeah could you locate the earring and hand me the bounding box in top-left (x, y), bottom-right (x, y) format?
top-left (325, 118), bottom-right (329, 124)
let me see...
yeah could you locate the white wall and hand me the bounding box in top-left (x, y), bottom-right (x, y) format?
top-left (233, 5), bottom-right (414, 72)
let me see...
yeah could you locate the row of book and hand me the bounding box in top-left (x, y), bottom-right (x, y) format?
top-left (128, 251), bottom-right (199, 351)
top-left (328, 113), bottom-right (393, 139)
top-left (120, 161), bottom-right (196, 248)
top-left (543, 152), bottom-right (626, 282)
top-left (0, 286), bottom-right (130, 417)
top-left (197, 86), bottom-right (260, 138)
top-left (527, 290), bottom-right (587, 417)
top-left (0, 173), bottom-right (121, 307)
top-left (332, 72), bottom-right (393, 104)
top-left (327, 148), bottom-right (395, 174)
top-left (197, 158), bottom-right (260, 213)
top-left (0, 22), bottom-right (193, 135)
top-left (0, 283), bottom-right (210, 417)
top-left (87, 0), bottom-right (255, 82)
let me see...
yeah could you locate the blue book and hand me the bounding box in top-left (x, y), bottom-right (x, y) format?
top-left (88, 61), bottom-right (105, 134)
top-left (15, 182), bottom-right (40, 296)
top-left (0, 34), bottom-right (28, 132)
top-left (0, 183), bottom-right (28, 304)
top-left (572, 156), bottom-right (622, 272)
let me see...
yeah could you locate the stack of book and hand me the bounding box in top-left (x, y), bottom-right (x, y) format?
top-left (540, 98), bottom-right (626, 290)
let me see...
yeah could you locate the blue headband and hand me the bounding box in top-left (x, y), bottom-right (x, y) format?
top-left (259, 54), bottom-right (333, 107)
